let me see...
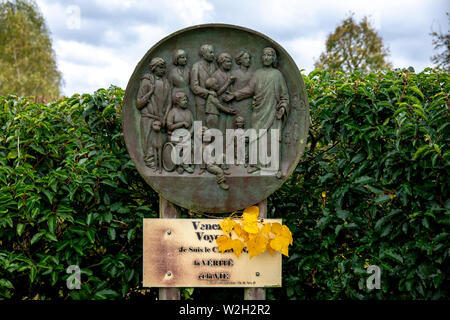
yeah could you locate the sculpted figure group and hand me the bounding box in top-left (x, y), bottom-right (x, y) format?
top-left (136, 44), bottom-right (290, 190)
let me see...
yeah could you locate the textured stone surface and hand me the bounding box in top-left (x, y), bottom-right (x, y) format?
top-left (123, 24), bottom-right (309, 213)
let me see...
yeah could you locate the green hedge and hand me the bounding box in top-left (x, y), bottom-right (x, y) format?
top-left (0, 68), bottom-right (448, 300)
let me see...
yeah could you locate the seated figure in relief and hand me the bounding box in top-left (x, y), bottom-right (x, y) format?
top-left (166, 91), bottom-right (194, 174)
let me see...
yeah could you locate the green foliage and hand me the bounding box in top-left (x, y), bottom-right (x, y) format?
top-left (0, 86), bottom-right (159, 299)
top-left (268, 67), bottom-right (449, 300)
top-left (314, 14), bottom-right (392, 73)
top-left (0, 68), bottom-right (449, 300)
top-left (0, 0), bottom-right (62, 100)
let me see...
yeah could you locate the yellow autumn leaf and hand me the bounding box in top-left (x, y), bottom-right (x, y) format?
top-left (233, 223), bottom-right (248, 241)
top-left (266, 242), bottom-right (275, 255)
top-left (260, 223), bottom-right (272, 236)
top-left (242, 206), bottom-right (259, 222)
top-left (270, 233), bottom-right (291, 257)
top-left (271, 222), bottom-right (282, 235)
top-left (247, 233), bottom-right (268, 258)
top-left (216, 235), bottom-right (233, 252)
top-left (281, 245), bottom-right (289, 257)
top-left (216, 206), bottom-right (294, 259)
top-left (281, 225), bottom-right (293, 245)
top-left (269, 235), bottom-right (283, 252)
top-left (243, 220), bottom-right (259, 234)
top-left (231, 239), bottom-right (245, 258)
top-left (242, 206), bottom-right (260, 234)
top-left (219, 217), bottom-right (235, 234)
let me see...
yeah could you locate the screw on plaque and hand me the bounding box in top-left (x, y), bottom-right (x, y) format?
top-left (167, 271), bottom-right (172, 277)
top-left (256, 272), bottom-right (260, 277)
top-left (167, 229), bottom-right (171, 235)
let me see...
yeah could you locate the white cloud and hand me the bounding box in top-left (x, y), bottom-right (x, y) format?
top-left (129, 24), bottom-right (168, 55)
top-left (35, 0), bottom-right (449, 95)
top-left (103, 29), bottom-right (121, 44)
top-left (54, 22), bottom-right (169, 96)
top-left (163, 0), bottom-right (214, 26)
top-left (283, 35), bottom-right (328, 73)
top-left (95, 0), bottom-right (136, 8)
top-left (36, 0), bottom-right (66, 31)
top-left (55, 40), bottom-right (133, 95)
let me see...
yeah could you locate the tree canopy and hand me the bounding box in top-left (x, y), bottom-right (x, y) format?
top-left (314, 14), bottom-right (392, 73)
top-left (0, 0), bottom-right (62, 100)
top-left (430, 12), bottom-right (449, 72)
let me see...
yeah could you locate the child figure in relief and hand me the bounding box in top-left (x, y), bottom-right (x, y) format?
top-left (234, 115), bottom-right (249, 167)
top-left (198, 126), bottom-right (230, 190)
top-left (204, 77), bottom-right (237, 132)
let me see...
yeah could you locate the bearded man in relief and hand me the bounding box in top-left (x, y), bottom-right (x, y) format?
top-left (224, 47), bottom-right (289, 178)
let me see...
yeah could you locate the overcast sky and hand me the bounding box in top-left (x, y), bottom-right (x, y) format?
top-left (35, 0), bottom-right (449, 96)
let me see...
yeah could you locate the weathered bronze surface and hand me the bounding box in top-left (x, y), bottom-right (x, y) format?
top-left (123, 24), bottom-right (309, 213)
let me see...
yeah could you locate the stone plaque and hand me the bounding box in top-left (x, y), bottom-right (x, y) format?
top-left (143, 219), bottom-right (282, 287)
top-left (123, 24), bottom-right (309, 213)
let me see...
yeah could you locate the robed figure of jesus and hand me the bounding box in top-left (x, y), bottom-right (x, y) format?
top-left (224, 47), bottom-right (289, 177)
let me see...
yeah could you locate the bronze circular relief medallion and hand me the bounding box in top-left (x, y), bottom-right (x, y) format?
top-left (123, 24), bottom-right (309, 213)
